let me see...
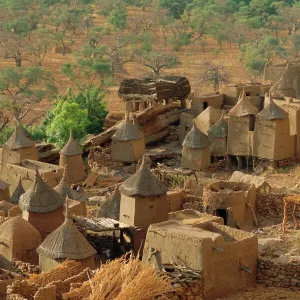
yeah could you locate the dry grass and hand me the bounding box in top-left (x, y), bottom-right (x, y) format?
top-left (89, 254), bottom-right (172, 300)
top-left (64, 254), bottom-right (173, 300)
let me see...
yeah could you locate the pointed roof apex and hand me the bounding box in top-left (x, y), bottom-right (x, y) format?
top-left (97, 184), bottom-right (121, 220)
top-left (183, 121), bottom-right (210, 149)
top-left (60, 130), bottom-right (82, 156)
top-left (5, 125), bottom-right (35, 150)
top-left (112, 113), bottom-right (144, 142)
top-left (65, 196), bottom-right (71, 219)
top-left (10, 178), bottom-right (25, 204)
top-left (36, 214), bottom-right (96, 260)
top-left (19, 170), bottom-right (64, 213)
top-left (54, 167), bottom-right (87, 202)
top-left (208, 113), bottom-right (228, 138)
top-left (119, 155), bottom-right (167, 197)
top-left (61, 166), bottom-right (68, 183)
top-left (257, 92), bottom-right (288, 121)
top-left (229, 90), bottom-right (258, 117)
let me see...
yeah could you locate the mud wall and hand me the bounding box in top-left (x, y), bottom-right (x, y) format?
top-left (257, 257), bottom-right (300, 290)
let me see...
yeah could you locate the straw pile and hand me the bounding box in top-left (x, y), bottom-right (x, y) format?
top-left (8, 260), bottom-right (86, 300)
top-left (64, 255), bottom-right (173, 300)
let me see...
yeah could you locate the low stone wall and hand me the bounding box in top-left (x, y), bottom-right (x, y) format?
top-left (256, 193), bottom-right (293, 219)
top-left (158, 280), bottom-right (203, 300)
top-left (257, 257), bottom-right (300, 290)
top-left (182, 195), bottom-right (203, 212)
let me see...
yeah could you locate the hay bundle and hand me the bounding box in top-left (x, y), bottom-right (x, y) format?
top-left (8, 261), bottom-right (85, 300)
top-left (64, 255), bottom-right (172, 300)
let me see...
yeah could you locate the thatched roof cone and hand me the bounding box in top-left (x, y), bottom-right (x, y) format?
top-left (112, 113), bottom-right (144, 141)
top-left (5, 125), bottom-right (35, 150)
top-left (97, 185), bottom-right (121, 220)
top-left (54, 167), bottom-right (87, 202)
top-left (19, 169), bottom-right (64, 213)
top-left (36, 209), bottom-right (96, 260)
top-left (60, 129), bottom-right (82, 156)
top-left (182, 122), bottom-right (210, 149)
top-left (208, 113), bottom-right (228, 138)
top-left (10, 179), bottom-right (25, 204)
top-left (229, 89), bottom-right (258, 117)
top-left (12, 116), bottom-right (32, 139)
top-left (257, 93), bottom-right (288, 120)
top-left (120, 155), bottom-right (167, 197)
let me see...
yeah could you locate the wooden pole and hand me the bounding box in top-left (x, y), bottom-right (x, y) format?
top-left (282, 200), bottom-right (288, 233)
top-left (293, 203), bottom-right (299, 229)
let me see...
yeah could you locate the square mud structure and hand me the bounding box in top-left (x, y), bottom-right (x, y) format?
top-left (143, 221), bottom-right (258, 299)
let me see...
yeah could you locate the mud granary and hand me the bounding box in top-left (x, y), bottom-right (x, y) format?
top-left (119, 155), bottom-right (168, 227)
top-left (111, 112), bottom-right (145, 163)
top-left (37, 211), bottom-right (96, 272)
top-left (19, 170), bottom-right (65, 240)
top-left (59, 130), bottom-right (85, 184)
top-left (143, 220), bottom-right (258, 299)
top-left (0, 216), bottom-right (41, 267)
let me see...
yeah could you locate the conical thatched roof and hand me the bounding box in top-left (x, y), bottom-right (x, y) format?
top-left (120, 155), bottom-right (167, 197)
top-left (13, 117), bottom-right (32, 139)
top-left (257, 93), bottom-right (288, 120)
top-left (112, 113), bottom-right (144, 141)
top-left (19, 170), bottom-right (64, 213)
top-left (0, 179), bottom-right (9, 190)
top-left (229, 90), bottom-right (258, 117)
top-left (97, 185), bottom-right (121, 220)
top-left (207, 113), bottom-right (228, 138)
top-left (60, 130), bottom-right (82, 156)
top-left (182, 122), bottom-right (210, 149)
top-left (36, 216), bottom-right (96, 260)
top-left (54, 168), bottom-right (87, 202)
top-left (10, 179), bottom-right (25, 204)
top-left (0, 200), bottom-right (13, 212)
top-left (5, 125), bottom-right (35, 150)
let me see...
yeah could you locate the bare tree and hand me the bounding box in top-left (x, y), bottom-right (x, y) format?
top-left (199, 62), bottom-right (230, 92)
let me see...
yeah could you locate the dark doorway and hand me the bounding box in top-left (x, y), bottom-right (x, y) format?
top-left (203, 102), bottom-right (208, 109)
top-left (213, 209), bottom-right (228, 225)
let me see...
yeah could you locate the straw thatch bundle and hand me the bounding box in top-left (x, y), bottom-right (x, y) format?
top-left (63, 254), bottom-right (172, 300)
top-left (8, 260), bottom-right (88, 300)
top-left (229, 90), bottom-right (258, 117)
top-left (97, 185), bottom-right (121, 220)
top-left (257, 93), bottom-right (288, 120)
top-left (5, 125), bottom-right (35, 150)
top-left (19, 170), bottom-right (64, 213)
top-left (119, 155), bottom-right (167, 197)
top-left (182, 122), bottom-right (210, 149)
top-left (37, 217), bottom-right (96, 260)
top-left (111, 113), bottom-right (144, 142)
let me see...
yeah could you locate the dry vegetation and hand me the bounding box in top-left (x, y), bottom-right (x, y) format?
top-left (0, 7), bottom-right (255, 124)
top-left (64, 254), bottom-right (172, 300)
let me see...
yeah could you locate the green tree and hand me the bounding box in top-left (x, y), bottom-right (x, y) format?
top-left (45, 101), bottom-right (91, 148)
top-left (159, 0), bottom-right (193, 19)
top-left (108, 6), bottom-right (127, 31)
top-left (59, 88), bottom-right (108, 134)
top-left (0, 67), bottom-right (57, 119)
